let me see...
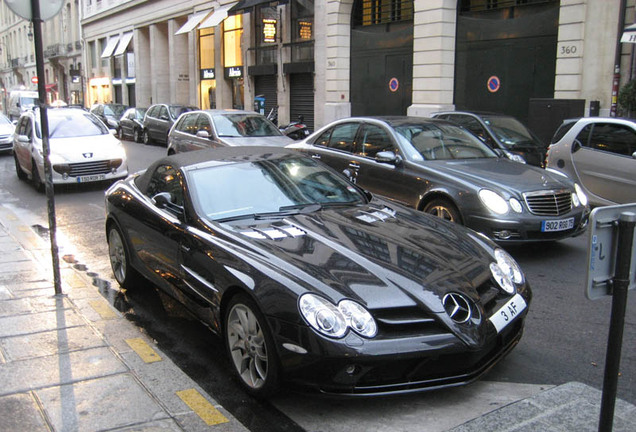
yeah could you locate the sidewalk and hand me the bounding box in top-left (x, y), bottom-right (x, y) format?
top-left (0, 205), bottom-right (248, 431)
top-left (1, 202), bottom-right (635, 432)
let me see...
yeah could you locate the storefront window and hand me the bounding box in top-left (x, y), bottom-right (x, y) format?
top-left (291, 0), bottom-right (314, 62)
top-left (199, 27), bottom-right (216, 109)
top-left (223, 15), bottom-right (243, 67)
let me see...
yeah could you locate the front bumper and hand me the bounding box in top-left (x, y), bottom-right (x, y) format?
top-left (465, 207), bottom-right (590, 243)
top-left (269, 288), bottom-right (531, 396)
top-left (0, 135), bottom-right (12, 152)
top-left (36, 159), bottom-right (128, 185)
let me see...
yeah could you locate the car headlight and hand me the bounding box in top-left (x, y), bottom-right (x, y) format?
top-left (299, 294), bottom-right (377, 339)
top-left (504, 150), bottom-right (526, 164)
top-left (479, 189), bottom-right (509, 215)
top-left (490, 248), bottom-right (525, 294)
top-left (574, 183), bottom-right (588, 207)
top-left (509, 198), bottom-right (523, 213)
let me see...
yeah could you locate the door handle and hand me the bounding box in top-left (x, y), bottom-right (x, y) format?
top-left (311, 154), bottom-right (321, 160)
top-left (180, 245), bottom-right (191, 253)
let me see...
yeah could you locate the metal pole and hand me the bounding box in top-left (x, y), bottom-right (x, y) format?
top-left (31, 0), bottom-right (62, 295)
top-left (598, 212), bottom-right (635, 432)
top-left (611, 0), bottom-right (627, 117)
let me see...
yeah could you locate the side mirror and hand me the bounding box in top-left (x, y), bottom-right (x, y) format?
top-left (632, 151), bottom-right (636, 159)
top-left (571, 139), bottom-right (582, 153)
top-left (152, 192), bottom-right (173, 208)
top-left (18, 134), bottom-right (30, 143)
top-left (375, 151), bottom-right (401, 165)
top-left (196, 130), bottom-right (210, 139)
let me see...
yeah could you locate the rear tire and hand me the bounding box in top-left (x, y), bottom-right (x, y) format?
top-left (143, 130), bottom-right (151, 145)
top-left (133, 128), bottom-right (142, 143)
top-left (107, 224), bottom-right (141, 290)
top-left (117, 127), bottom-right (124, 140)
top-left (14, 154), bottom-right (27, 181)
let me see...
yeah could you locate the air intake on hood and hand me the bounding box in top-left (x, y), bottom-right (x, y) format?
top-left (355, 207), bottom-right (397, 224)
top-left (240, 224), bottom-right (306, 240)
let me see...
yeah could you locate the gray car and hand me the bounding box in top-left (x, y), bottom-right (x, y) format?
top-left (289, 116), bottom-right (590, 243)
top-left (167, 109), bottom-right (293, 155)
top-left (546, 117), bottom-right (636, 207)
top-left (143, 103), bottom-right (197, 146)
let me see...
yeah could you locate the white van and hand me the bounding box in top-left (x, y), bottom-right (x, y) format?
top-left (8, 90), bottom-right (38, 121)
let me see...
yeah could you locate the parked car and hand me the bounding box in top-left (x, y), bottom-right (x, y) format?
top-left (105, 146), bottom-right (531, 397)
top-left (13, 108), bottom-right (128, 191)
top-left (90, 103), bottom-right (129, 130)
top-left (0, 112), bottom-right (15, 153)
top-left (118, 107), bottom-right (147, 142)
top-left (289, 116), bottom-right (589, 243)
top-left (142, 103), bottom-right (197, 145)
top-left (545, 117), bottom-right (636, 207)
top-left (167, 109), bottom-right (293, 154)
top-left (7, 90), bottom-right (38, 121)
top-left (431, 111), bottom-right (546, 167)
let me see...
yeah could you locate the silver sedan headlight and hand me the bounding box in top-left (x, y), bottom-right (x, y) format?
top-left (299, 293), bottom-right (377, 339)
top-left (479, 189), bottom-right (509, 215)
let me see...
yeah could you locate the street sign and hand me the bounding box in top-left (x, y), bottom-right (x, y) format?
top-left (585, 204), bottom-right (636, 300)
top-left (31, 76), bottom-right (38, 84)
top-left (5, 0), bottom-right (64, 21)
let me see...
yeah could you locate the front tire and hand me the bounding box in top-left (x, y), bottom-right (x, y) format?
top-left (31, 160), bottom-right (44, 193)
top-left (143, 130), bottom-right (151, 145)
top-left (225, 294), bottom-right (280, 398)
top-left (423, 199), bottom-right (462, 224)
top-left (107, 224), bottom-right (141, 290)
top-left (133, 128), bottom-right (142, 143)
top-left (117, 127), bottom-right (124, 140)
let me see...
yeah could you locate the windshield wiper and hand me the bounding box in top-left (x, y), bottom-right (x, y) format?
top-left (216, 203), bottom-right (322, 223)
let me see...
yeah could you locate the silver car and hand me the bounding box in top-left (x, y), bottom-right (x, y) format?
top-left (167, 109), bottom-right (293, 155)
top-left (546, 117), bottom-right (636, 207)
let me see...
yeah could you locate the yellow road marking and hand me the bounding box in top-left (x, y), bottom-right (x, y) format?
top-left (89, 300), bottom-right (117, 319)
top-left (176, 389), bottom-right (229, 426)
top-left (125, 338), bottom-right (162, 363)
top-left (63, 272), bottom-right (86, 288)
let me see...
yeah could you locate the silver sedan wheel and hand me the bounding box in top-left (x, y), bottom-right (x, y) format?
top-left (427, 205), bottom-right (456, 222)
top-left (108, 228), bottom-right (127, 285)
top-left (226, 303), bottom-right (268, 390)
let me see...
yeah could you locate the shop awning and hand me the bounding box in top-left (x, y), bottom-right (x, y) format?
top-left (229, 0), bottom-right (288, 15)
top-left (621, 24), bottom-right (636, 43)
top-left (175, 10), bottom-right (211, 35)
top-left (45, 83), bottom-right (57, 92)
top-left (199, 3), bottom-right (236, 29)
top-left (113, 32), bottom-right (133, 56)
top-left (100, 36), bottom-right (120, 58)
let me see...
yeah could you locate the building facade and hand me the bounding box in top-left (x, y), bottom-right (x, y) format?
top-left (0, 0), bottom-right (83, 109)
top-left (2, 1), bottom-right (635, 139)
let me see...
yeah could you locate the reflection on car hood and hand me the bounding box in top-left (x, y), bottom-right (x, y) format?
top-left (0, 124), bottom-right (14, 135)
top-left (422, 158), bottom-right (570, 193)
top-left (220, 201), bottom-right (496, 314)
top-left (49, 134), bottom-right (125, 160)
top-left (219, 135), bottom-right (294, 147)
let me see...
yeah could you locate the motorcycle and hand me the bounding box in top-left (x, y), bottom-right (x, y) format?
top-left (267, 107), bottom-right (310, 140)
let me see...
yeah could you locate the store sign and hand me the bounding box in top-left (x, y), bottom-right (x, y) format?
top-left (263, 19), bottom-right (277, 43)
top-left (225, 66), bottom-right (243, 79)
top-left (299, 20), bottom-right (312, 40)
top-left (200, 68), bottom-right (216, 80)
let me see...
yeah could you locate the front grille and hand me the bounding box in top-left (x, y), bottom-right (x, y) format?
top-left (523, 190), bottom-right (572, 216)
top-left (67, 160), bottom-right (114, 177)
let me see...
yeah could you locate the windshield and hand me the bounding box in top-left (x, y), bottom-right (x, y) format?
top-left (482, 116), bottom-right (540, 147)
top-left (212, 113), bottom-right (283, 137)
top-left (135, 108), bottom-right (147, 119)
top-left (104, 104), bottom-right (128, 118)
top-left (37, 112), bottom-right (110, 139)
top-left (394, 122), bottom-right (498, 160)
top-left (20, 97), bottom-right (38, 108)
top-left (189, 156), bottom-right (366, 221)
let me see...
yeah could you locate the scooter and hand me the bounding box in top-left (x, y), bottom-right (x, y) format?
top-left (267, 107), bottom-right (310, 140)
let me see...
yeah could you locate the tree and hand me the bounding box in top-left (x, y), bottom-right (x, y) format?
top-left (617, 79), bottom-right (636, 118)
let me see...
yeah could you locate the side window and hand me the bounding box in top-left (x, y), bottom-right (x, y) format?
top-left (196, 114), bottom-right (212, 135)
top-left (588, 123), bottom-right (636, 156)
top-left (575, 124), bottom-right (592, 147)
top-left (453, 116), bottom-right (488, 141)
top-left (356, 124), bottom-right (395, 158)
top-left (313, 129), bottom-right (332, 147)
top-left (147, 106), bottom-right (157, 118)
top-left (159, 106), bottom-right (169, 120)
top-left (179, 114), bottom-right (198, 135)
top-left (17, 117), bottom-right (28, 135)
top-left (325, 123), bottom-right (359, 152)
top-left (145, 165), bottom-right (184, 207)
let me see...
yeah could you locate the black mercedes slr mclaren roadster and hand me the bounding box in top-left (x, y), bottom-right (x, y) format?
top-left (105, 146), bottom-right (531, 397)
